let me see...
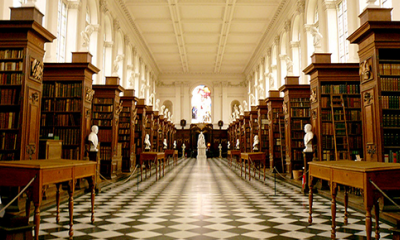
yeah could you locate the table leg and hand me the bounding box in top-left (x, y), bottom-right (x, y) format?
top-left (263, 163), bottom-right (266, 181)
top-left (374, 201), bottom-right (380, 240)
top-left (248, 160), bottom-right (251, 181)
top-left (366, 206), bottom-right (372, 240)
top-left (141, 162), bottom-right (143, 181)
top-left (34, 203), bottom-right (40, 240)
top-left (68, 180), bottom-right (75, 238)
top-left (344, 186), bottom-right (348, 225)
top-left (155, 159), bottom-right (158, 180)
top-left (89, 176), bottom-right (95, 223)
top-left (331, 183), bottom-right (338, 239)
top-left (163, 158), bottom-right (165, 176)
top-left (308, 176), bottom-right (314, 224)
top-left (56, 183), bottom-right (61, 223)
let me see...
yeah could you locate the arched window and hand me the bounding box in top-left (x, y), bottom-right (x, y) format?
top-left (56, 0), bottom-right (67, 62)
top-left (338, 0), bottom-right (349, 63)
top-left (191, 85), bottom-right (211, 123)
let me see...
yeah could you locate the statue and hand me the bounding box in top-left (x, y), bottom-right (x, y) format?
top-left (182, 143), bottom-right (186, 158)
top-left (81, 24), bottom-right (94, 49)
top-left (197, 132), bottom-right (206, 148)
top-left (310, 26), bottom-right (323, 52)
top-left (160, 105), bottom-right (166, 115)
top-left (239, 105), bottom-right (244, 115)
top-left (173, 140), bottom-right (176, 149)
top-left (155, 99), bottom-right (160, 111)
top-left (234, 104), bottom-right (239, 119)
top-left (218, 143), bottom-right (222, 158)
top-left (303, 124), bottom-right (314, 152)
top-left (236, 139), bottom-right (240, 150)
top-left (227, 141), bottom-right (230, 149)
top-left (253, 135), bottom-right (259, 151)
top-left (144, 134), bottom-right (151, 150)
top-left (243, 100), bottom-right (248, 111)
top-left (88, 125), bottom-right (99, 152)
top-left (163, 139), bottom-right (168, 149)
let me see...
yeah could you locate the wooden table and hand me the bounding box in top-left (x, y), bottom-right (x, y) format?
top-left (228, 150), bottom-right (241, 168)
top-left (308, 160), bottom-right (400, 240)
top-left (240, 153), bottom-right (266, 181)
top-left (140, 152), bottom-right (165, 181)
top-left (0, 159), bottom-right (96, 240)
top-left (164, 150), bottom-right (178, 166)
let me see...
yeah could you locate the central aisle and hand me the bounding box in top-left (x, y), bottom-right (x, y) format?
top-left (38, 158), bottom-right (394, 239)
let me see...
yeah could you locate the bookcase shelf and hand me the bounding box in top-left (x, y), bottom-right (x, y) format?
top-left (119, 89), bottom-right (137, 173)
top-left (241, 113), bottom-right (251, 152)
top-left (92, 77), bottom-right (124, 179)
top-left (0, 7), bottom-right (55, 161)
top-left (257, 100), bottom-right (269, 165)
top-left (279, 76), bottom-right (311, 177)
top-left (266, 90), bottom-right (285, 173)
top-left (303, 53), bottom-right (362, 162)
top-left (135, 99), bottom-right (147, 162)
top-left (250, 106), bottom-right (259, 152)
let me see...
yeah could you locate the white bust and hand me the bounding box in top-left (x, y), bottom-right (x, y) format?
top-left (198, 132), bottom-right (206, 148)
top-left (163, 139), bottom-right (168, 149)
top-left (182, 143), bottom-right (186, 149)
top-left (236, 139), bottom-right (240, 150)
top-left (88, 125), bottom-right (99, 152)
top-left (303, 124), bottom-right (314, 152)
top-left (144, 134), bottom-right (151, 150)
top-left (227, 141), bottom-right (230, 149)
top-left (253, 135), bottom-right (259, 151)
top-left (173, 140), bottom-right (176, 149)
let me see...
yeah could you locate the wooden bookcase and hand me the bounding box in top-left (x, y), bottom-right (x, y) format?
top-left (0, 7), bottom-right (55, 161)
top-left (242, 113), bottom-right (251, 152)
top-left (303, 53), bottom-right (362, 162)
top-left (266, 90), bottom-right (285, 172)
top-left (250, 106), bottom-right (259, 152)
top-left (257, 100), bottom-right (269, 160)
top-left (145, 106), bottom-right (154, 150)
top-left (119, 89), bottom-right (137, 172)
top-left (152, 111), bottom-right (159, 151)
top-left (135, 98), bottom-right (147, 162)
top-left (92, 77), bottom-right (124, 179)
top-left (279, 76), bottom-right (311, 177)
top-left (158, 115), bottom-right (165, 152)
top-left (348, 8), bottom-right (400, 163)
top-left (41, 52), bottom-right (99, 160)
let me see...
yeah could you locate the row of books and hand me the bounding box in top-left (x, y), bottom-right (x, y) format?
top-left (118, 129), bottom-right (130, 135)
top-left (118, 135), bottom-right (130, 141)
top-left (291, 108), bottom-right (310, 117)
top-left (0, 112), bottom-right (17, 129)
top-left (55, 128), bottom-right (81, 145)
top-left (0, 73), bottom-right (22, 85)
top-left (379, 63), bottom-right (400, 76)
top-left (384, 150), bottom-right (400, 163)
top-left (382, 95), bottom-right (400, 109)
top-left (62, 147), bottom-right (80, 160)
top-left (0, 49), bottom-right (24, 59)
top-left (332, 110), bottom-right (361, 121)
top-left (93, 98), bottom-right (114, 104)
top-left (349, 136), bottom-right (362, 149)
top-left (0, 132), bottom-right (18, 150)
top-left (0, 89), bottom-right (18, 105)
top-left (43, 83), bottom-right (83, 98)
top-left (0, 152), bottom-right (17, 160)
top-left (383, 114), bottom-right (400, 127)
top-left (321, 84), bottom-right (360, 94)
top-left (120, 117), bottom-right (131, 123)
top-left (381, 77), bottom-right (400, 91)
top-left (291, 140), bottom-right (305, 148)
top-left (290, 98), bottom-right (310, 103)
top-left (119, 123), bottom-right (131, 128)
top-left (93, 105), bottom-right (113, 112)
top-left (92, 113), bottom-right (113, 119)
top-left (98, 129), bottom-right (112, 142)
top-left (383, 133), bottom-right (400, 146)
top-left (291, 119), bottom-right (309, 130)
top-left (292, 149), bottom-right (304, 161)
top-left (99, 146), bottom-right (112, 161)
top-left (42, 99), bottom-right (82, 112)
top-left (0, 61), bottom-right (23, 71)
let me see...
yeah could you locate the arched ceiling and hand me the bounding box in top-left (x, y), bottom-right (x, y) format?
top-left (122, 0), bottom-right (283, 75)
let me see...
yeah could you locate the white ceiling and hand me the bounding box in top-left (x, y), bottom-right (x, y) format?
top-left (123, 0), bottom-right (282, 75)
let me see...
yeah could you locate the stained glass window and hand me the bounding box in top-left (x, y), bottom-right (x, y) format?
top-left (191, 85), bottom-right (211, 123)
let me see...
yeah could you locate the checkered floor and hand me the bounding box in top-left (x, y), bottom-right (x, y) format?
top-left (35, 157), bottom-right (395, 239)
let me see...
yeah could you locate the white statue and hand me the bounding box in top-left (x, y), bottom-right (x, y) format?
top-left (163, 139), bottom-right (168, 149)
top-left (218, 143), bottom-right (222, 158)
top-left (112, 55), bottom-right (123, 76)
top-left (303, 124), bottom-right (314, 152)
top-left (234, 104), bottom-right (239, 119)
top-left (164, 108), bottom-right (169, 117)
top-left (155, 99), bottom-right (160, 111)
top-left (160, 105), bottom-right (166, 115)
top-left (236, 139), bottom-right (240, 150)
top-left (227, 141), bottom-right (230, 149)
top-left (253, 135), bottom-right (259, 151)
top-left (239, 105), bottom-right (244, 115)
top-left (88, 125), bottom-right (99, 152)
top-left (182, 143), bottom-right (186, 158)
top-left (197, 132), bottom-right (206, 148)
top-left (144, 134), bottom-right (151, 150)
top-left (81, 24), bottom-right (94, 49)
top-left (173, 140), bottom-right (176, 149)
top-left (311, 26), bottom-right (323, 52)
top-left (243, 100), bottom-right (248, 111)
top-left (167, 112), bottom-right (171, 121)
top-left (249, 94), bottom-right (256, 106)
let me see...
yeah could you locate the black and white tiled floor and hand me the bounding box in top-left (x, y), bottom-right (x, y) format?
top-left (35, 158), bottom-right (395, 239)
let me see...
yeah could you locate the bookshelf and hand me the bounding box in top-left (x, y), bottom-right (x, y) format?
top-left (266, 90), bottom-right (285, 173)
top-left (348, 8), bottom-right (400, 163)
top-left (92, 77), bottom-right (124, 179)
top-left (135, 99), bottom-right (147, 162)
top-left (242, 112), bottom-right (251, 152)
top-left (146, 106), bottom-right (154, 150)
top-left (257, 100), bottom-right (269, 163)
top-left (41, 52), bottom-right (99, 160)
top-left (250, 106), bottom-right (259, 152)
top-left (279, 76), bottom-right (311, 177)
top-left (303, 53), bottom-right (362, 162)
top-left (152, 111), bottom-right (159, 151)
top-left (0, 7), bottom-right (55, 161)
top-left (158, 114), bottom-right (165, 152)
top-left (119, 89), bottom-right (137, 172)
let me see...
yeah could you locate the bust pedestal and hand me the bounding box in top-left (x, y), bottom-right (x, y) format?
top-left (197, 146), bottom-right (207, 160)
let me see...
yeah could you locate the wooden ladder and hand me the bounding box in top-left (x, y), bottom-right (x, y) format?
top-left (330, 94), bottom-right (350, 160)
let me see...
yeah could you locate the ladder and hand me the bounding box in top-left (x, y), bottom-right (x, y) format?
top-left (330, 94), bottom-right (350, 160)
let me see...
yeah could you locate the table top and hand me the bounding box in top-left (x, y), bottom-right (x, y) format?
top-left (0, 159), bottom-right (96, 169)
top-left (308, 160), bottom-right (400, 172)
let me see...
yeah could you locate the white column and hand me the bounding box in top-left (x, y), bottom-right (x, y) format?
top-left (65, 1), bottom-right (83, 62)
top-left (222, 81), bottom-right (228, 125)
top-left (182, 82), bottom-right (191, 123)
top-left (0, 0), bottom-right (13, 20)
top-left (392, 0), bottom-right (400, 21)
top-left (258, 59), bottom-right (265, 99)
top-left (323, 0), bottom-right (339, 62)
top-left (291, 41), bottom-right (300, 76)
